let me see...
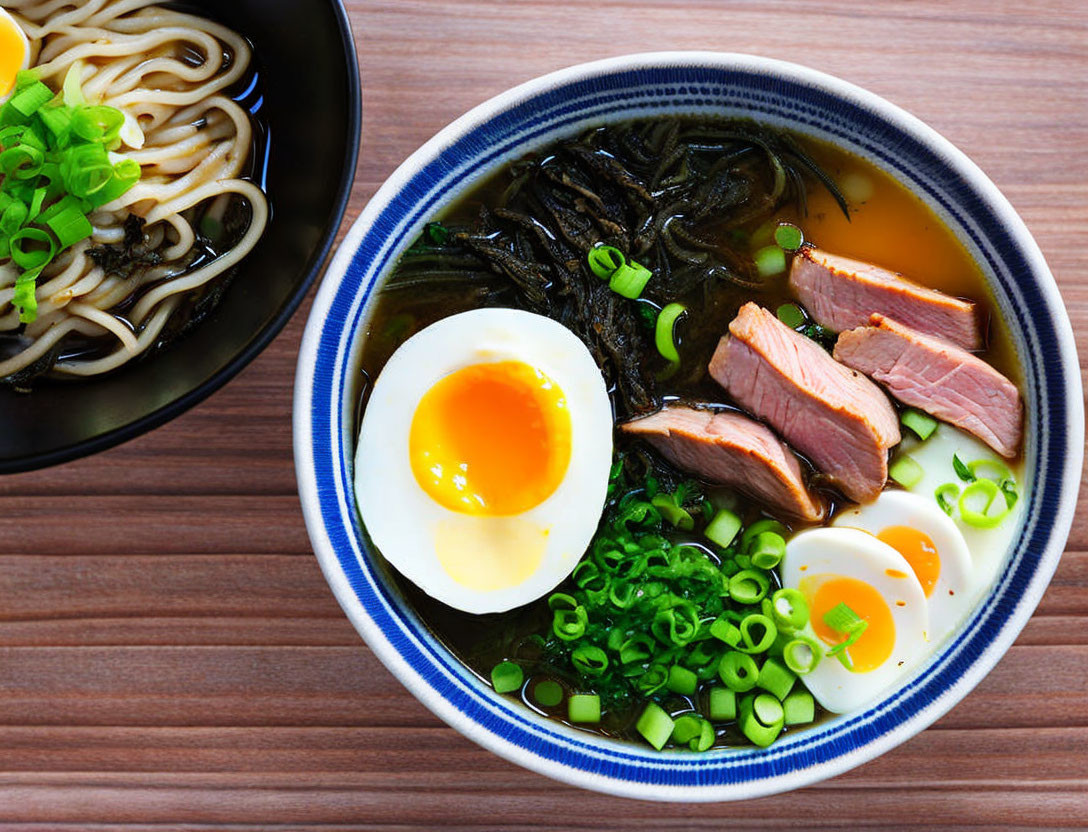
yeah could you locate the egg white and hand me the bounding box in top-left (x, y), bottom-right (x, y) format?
top-left (896, 424), bottom-right (1027, 607)
top-left (833, 490), bottom-right (974, 645)
top-left (354, 308), bottom-right (613, 614)
top-left (782, 527), bottom-right (929, 714)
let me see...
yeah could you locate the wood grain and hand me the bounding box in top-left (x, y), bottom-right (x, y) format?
top-left (1, 0), bottom-right (1087, 828)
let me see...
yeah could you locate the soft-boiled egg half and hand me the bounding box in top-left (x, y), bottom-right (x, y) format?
top-left (354, 308), bottom-right (613, 614)
top-left (781, 528), bottom-right (929, 714)
top-left (0, 8), bottom-right (30, 102)
top-left (834, 490), bottom-right (974, 645)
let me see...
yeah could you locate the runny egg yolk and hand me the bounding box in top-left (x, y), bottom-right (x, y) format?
top-left (877, 525), bottom-right (940, 598)
top-left (0, 13), bottom-right (27, 99)
top-left (805, 575), bottom-right (896, 673)
top-left (409, 360), bottom-right (571, 516)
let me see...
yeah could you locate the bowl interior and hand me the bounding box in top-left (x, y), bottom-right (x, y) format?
top-left (296, 54), bottom-right (1082, 800)
top-left (0, 0), bottom-right (359, 473)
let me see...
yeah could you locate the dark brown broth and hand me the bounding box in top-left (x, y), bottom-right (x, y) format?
top-left (354, 122), bottom-right (1015, 749)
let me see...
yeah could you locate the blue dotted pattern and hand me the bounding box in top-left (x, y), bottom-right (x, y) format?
top-left (305, 64), bottom-right (1068, 788)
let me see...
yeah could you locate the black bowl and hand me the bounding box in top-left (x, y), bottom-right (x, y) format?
top-left (0, 0), bottom-right (360, 473)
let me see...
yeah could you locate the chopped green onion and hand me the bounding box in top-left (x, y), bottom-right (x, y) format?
top-left (670, 713), bottom-right (703, 745)
top-left (568, 694), bottom-right (601, 723)
top-left (718, 651), bottom-right (758, 692)
top-left (704, 508), bottom-right (742, 548)
top-left (754, 244), bottom-right (787, 277)
top-left (709, 616), bottom-right (741, 647)
top-left (823, 601), bottom-right (864, 633)
top-left (571, 644), bottom-right (609, 677)
top-left (901, 408), bottom-right (938, 440)
top-left (935, 482), bottom-right (960, 516)
top-left (654, 302), bottom-right (686, 364)
top-left (782, 690), bottom-right (816, 725)
top-left (776, 302), bottom-right (805, 328)
top-left (823, 602), bottom-right (869, 669)
top-left (533, 679), bottom-right (563, 708)
top-left (738, 614), bottom-right (777, 654)
top-left (741, 518), bottom-right (788, 550)
top-left (708, 686), bottom-right (736, 721)
top-left (619, 633), bottom-right (655, 665)
top-left (756, 656), bottom-right (796, 700)
top-left (62, 62), bottom-right (85, 108)
top-left (10, 82), bottom-right (54, 118)
top-left (690, 717), bottom-right (715, 752)
top-left (770, 588), bottom-right (809, 633)
top-left (729, 569), bottom-right (771, 604)
top-left (666, 664), bottom-right (698, 696)
top-left (650, 494), bottom-right (694, 530)
top-left (889, 454), bottom-right (924, 488)
top-left (608, 261), bottom-right (653, 299)
top-left (739, 694), bottom-right (784, 747)
top-left (952, 453), bottom-right (975, 483)
top-left (588, 244), bottom-right (625, 279)
top-left (45, 202), bottom-right (92, 247)
top-left (782, 636), bottom-right (822, 675)
top-left (636, 703), bottom-right (675, 750)
top-left (958, 478), bottom-right (1013, 528)
top-left (774, 222), bottom-right (804, 252)
top-left (968, 458), bottom-right (1014, 484)
top-left (753, 693), bottom-right (784, 726)
top-left (636, 664), bottom-right (669, 695)
top-left (490, 661), bottom-right (524, 694)
top-left (749, 531), bottom-right (786, 570)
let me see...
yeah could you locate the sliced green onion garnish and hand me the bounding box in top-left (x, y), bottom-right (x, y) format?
top-left (782, 689), bottom-right (816, 725)
top-left (608, 261), bottom-right (653, 299)
top-left (709, 615), bottom-right (742, 647)
top-left (958, 478), bottom-right (1013, 528)
top-left (782, 636), bottom-right (822, 675)
top-left (952, 453), bottom-right (975, 483)
top-left (776, 302), bottom-right (805, 328)
top-left (533, 679), bottom-right (564, 708)
top-left (756, 656), bottom-right (796, 700)
top-left (650, 494), bottom-right (694, 530)
top-left (889, 454), bottom-right (924, 488)
top-left (901, 408), bottom-right (938, 440)
top-left (738, 613), bottom-right (777, 654)
top-left (490, 661), bottom-right (524, 694)
top-left (704, 508), bottom-right (742, 548)
top-left (567, 693), bottom-right (601, 723)
top-left (774, 222), bottom-right (804, 252)
top-left (718, 651), bottom-right (758, 692)
top-left (754, 244), bottom-right (787, 277)
top-left (749, 531), bottom-right (786, 570)
top-left (570, 644), bottom-right (609, 677)
top-left (739, 694), bottom-right (784, 747)
top-left (670, 713), bottom-right (703, 745)
top-left (823, 601), bottom-right (864, 633)
top-left (935, 482), bottom-right (960, 516)
top-left (666, 664), bottom-right (698, 696)
top-left (708, 686), bottom-right (736, 721)
top-left (636, 703), bottom-right (675, 750)
top-left (587, 244), bottom-right (625, 279)
top-left (729, 569), bottom-right (771, 605)
top-left (741, 518), bottom-right (788, 550)
top-left (770, 588), bottom-right (809, 633)
top-left (690, 717), bottom-right (715, 752)
top-left (967, 458), bottom-right (1014, 484)
top-left (654, 302), bottom-right (686, 364)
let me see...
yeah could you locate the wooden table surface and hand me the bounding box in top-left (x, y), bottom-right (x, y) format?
top-left (3, 1), bottom-right (1087, 829)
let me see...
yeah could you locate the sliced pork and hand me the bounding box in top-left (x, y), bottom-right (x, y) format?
top-left (834, 314), bottom-right (1023, 457)
top-left (789, 246), bottom-right (982, 350)
top-left (622, 405), bottom-right (826, 521)
top-left (709, 303), bottom-right (900, 504)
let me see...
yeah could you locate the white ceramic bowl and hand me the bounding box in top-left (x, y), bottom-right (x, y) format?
top-left (293, 52), bottom-right (1084, 800)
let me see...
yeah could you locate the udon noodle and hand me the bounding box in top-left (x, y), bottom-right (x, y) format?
top-left (0, 0), bottom-right (268, 379)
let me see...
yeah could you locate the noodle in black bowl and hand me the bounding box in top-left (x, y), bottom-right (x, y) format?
top-left (0, 0), bottom-right (359, 472)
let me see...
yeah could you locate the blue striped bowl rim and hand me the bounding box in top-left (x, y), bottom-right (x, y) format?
top-left (293, 52), bottom-right (1083, 801)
